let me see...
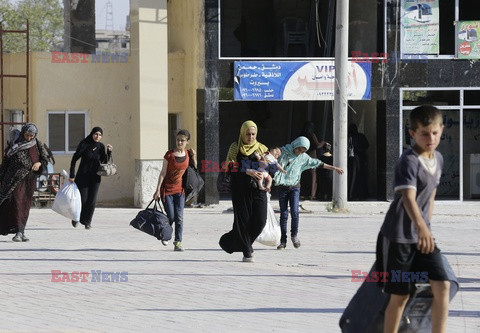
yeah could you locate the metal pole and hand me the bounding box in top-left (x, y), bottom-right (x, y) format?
top-left (332, 0), bottom-right (349, 210)
top-left (26, 20), bottom-right (30, 123)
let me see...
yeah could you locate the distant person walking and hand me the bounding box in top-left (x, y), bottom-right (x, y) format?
top-left (0, 124), bottom-right (49, 242)
top-left (301, 121), bottom-right (326, 200)
top-left (347, 123), bottom-right (369, 200)
top-left (318, 143), bottom-right (334, 201)
top-left (219, 120), bottom-right (268, 262)
top-left (153, 129), bottom-right (196, 252)
top-left (69, 127), bottom-right (113, 230)
top-left (274, 136), bottom-right (343, 250)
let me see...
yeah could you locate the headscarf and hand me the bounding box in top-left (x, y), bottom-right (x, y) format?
top-left (5, 123), bottom-right (39, 157)
top-left (280, 136), bottom-right (310, 160)
top-left (225, 120), bottom-right (268, 165)
top-left (90, 126), bottom-right (103, 136)
top-left (75, 127), bottom-right (104, 156)
top-left (22, 123), bottom-right (39, 136)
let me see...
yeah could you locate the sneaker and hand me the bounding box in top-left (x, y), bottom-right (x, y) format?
top-left (12, 232), bottom-right (23, 242)
top-left (277, 242), bottom-right (286, 250)
top-left (21, 234), bottom-right (30, 242)
top-left (71, 220), bottom-right (78, 228)
top-left (292, 236), bottom-right (301, 248)
top-left (174, 241), bottom-right (184, 252)
top-left (85, 224), bottom-right (91, 230)
top-left (161, 240), bottom-right (169, 246)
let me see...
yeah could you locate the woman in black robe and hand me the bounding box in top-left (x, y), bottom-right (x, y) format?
top-left (0, 123), bottom-right (48, 241)
top-left (69, 127), bottom-right (113, 229)
top-left (219, 120), bottom-right (268, 262)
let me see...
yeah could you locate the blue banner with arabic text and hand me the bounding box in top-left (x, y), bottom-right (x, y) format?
top-left (233, 61), bottom-right (371, 101)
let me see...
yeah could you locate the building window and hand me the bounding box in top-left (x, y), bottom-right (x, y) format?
top-left (47, 111), bottom-right (87, 153)
top-left (400, 88), bottom-right (480, 201)
top-left (219, 0), bottom-right (385, 59)
top-left (439, 0), bottom-right (476, 55)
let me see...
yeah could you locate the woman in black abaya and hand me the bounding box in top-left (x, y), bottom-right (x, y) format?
top-left (219, 120), bottom-right (268, 262)
top-left (69, 127), bottom-right (112, 229)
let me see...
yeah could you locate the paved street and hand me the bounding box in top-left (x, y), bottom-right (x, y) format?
top-left (0, 200), bottom-right (479, 332)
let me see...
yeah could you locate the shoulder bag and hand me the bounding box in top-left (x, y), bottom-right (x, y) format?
top-left (183, 165), bottom-right (205, 203)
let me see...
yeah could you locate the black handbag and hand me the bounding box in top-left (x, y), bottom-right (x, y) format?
top-left (129, 200), bottom-right (172, 241)
top-left (182, 165), bottom-right (205, 203)
top-left (216, 171), bottom-right (232, 193)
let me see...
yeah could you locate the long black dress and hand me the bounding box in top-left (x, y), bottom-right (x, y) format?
top-left (219, 152), bottom-right (267, 255)
top-left (70, 142), bottom-right (110, 225)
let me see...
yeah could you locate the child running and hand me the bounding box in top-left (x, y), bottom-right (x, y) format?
top-left (274, 136), bottom-right (344, 249)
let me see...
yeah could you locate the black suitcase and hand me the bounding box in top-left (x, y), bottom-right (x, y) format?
top-left (339, 255), bottom-right (459, 333)
top-left (130, 199), bottom-right (173, 242)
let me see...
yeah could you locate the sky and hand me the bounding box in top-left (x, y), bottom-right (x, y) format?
top-left (95, 0), bottom-right (130, 31)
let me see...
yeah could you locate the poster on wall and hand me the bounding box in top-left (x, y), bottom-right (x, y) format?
top-left (233, 61), bottom-right (371, 101)
top-left (456, 21), bottom-right (480, 59)
top-left (400, 0), bottom-right (439, 55)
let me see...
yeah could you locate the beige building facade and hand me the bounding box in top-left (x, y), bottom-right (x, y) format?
top-left (1, 0), bottom-right (203, 208)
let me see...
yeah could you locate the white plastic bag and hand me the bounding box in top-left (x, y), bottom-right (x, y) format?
top-left (256, 193), bottom-right (281, 246)
top-left (52, 170), bottom-right (82, 221)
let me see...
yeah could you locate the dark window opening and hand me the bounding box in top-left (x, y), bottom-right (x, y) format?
top-left (464, 90), bottom-right (480, 105)
top-left (439, 0), bottom-right (455, 55)
top-left (459, 0), bottom-right (478, 21)
top-left (220, 0), bottom-right (383, 58)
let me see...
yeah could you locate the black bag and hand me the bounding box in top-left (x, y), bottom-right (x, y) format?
top-left (129, 200), bottom-right (172, 242)
top-left (182, 165), bottom-right (204, 203)
top-left (216, 171), bottom-right (232, 193)
top-left (339, 255), bottom-right (459, 333)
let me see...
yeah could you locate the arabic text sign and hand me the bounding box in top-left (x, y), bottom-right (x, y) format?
top-left (401, 0), bottom-right (439, 55)
top-left (456, 21), bottom-right (480, 59)
top-left (233, 61), bottom-right (371, 101)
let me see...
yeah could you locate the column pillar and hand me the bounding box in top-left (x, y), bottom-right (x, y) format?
top-left (197, 0), bottom-right (220, 205)
top-left (130, 0), bottom-right (169, 207)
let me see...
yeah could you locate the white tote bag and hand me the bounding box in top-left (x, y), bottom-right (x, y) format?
top-left (52, 170), bottom-right (82, 221)
top-left (256, 193), bottom-right (281, 246)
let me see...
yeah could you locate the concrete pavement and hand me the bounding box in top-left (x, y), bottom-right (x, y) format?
top-left (0, 200), bottom-right (479, 332)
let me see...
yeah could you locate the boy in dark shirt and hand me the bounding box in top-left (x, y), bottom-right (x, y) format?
top-left (376, 105), bottom-right (450, 333)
